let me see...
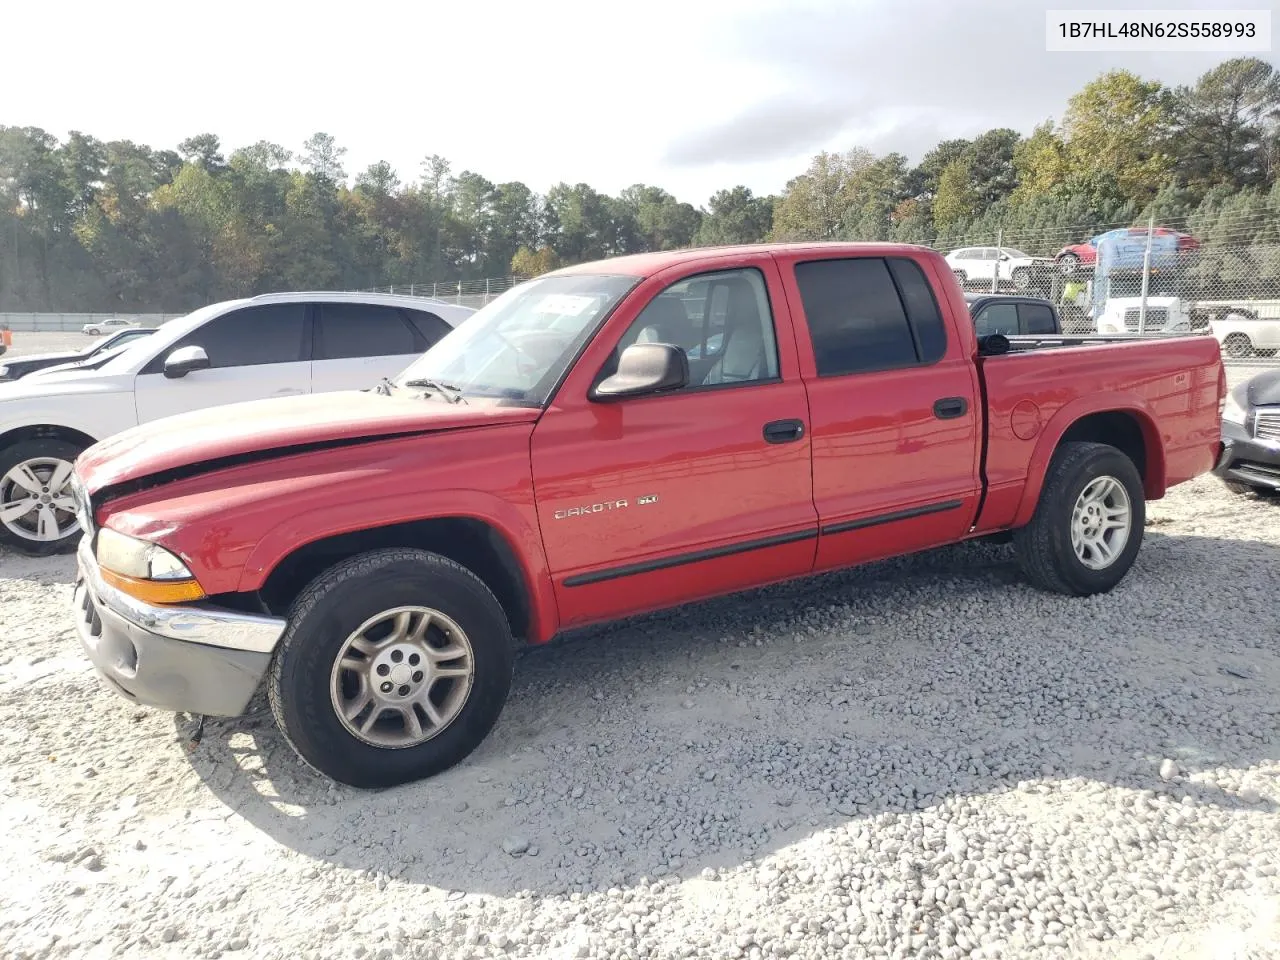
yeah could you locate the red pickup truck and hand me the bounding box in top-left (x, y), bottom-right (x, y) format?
top-left (68, 243), bottom-right (1225, 787)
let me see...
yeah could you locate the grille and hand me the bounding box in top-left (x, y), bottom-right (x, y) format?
top-left (78, 583), bottom-right (104, 639)
top-left (1256, 408), bottom-right (1280, 443)
top-left (1123, 308), bottom-right (1169, 331)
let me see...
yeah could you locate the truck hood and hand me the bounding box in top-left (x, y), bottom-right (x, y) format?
top-left (78, 389), bottom-right (541, 495)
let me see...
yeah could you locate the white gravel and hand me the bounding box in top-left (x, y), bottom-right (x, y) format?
top-left (2, 369), bottom-right (1279, 960)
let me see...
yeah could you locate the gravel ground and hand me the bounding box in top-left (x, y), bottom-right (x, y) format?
top-left (1, 371), bottom-right (1279, 960)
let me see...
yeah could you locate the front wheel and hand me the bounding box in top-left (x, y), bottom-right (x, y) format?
top-left (268, 548), bottom-right (515, 788)
top-left (1013, 441), bottom-right (1145, 596)
top-left (1011, 266), bottom-right (1032, 290)
top-left (0, 438), bottom-right (86, 555)
top-left (1057, 253), bottom-right (1080, 276)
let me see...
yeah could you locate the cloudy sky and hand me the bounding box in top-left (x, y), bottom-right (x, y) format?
top-left (9, 0), bottom-right (1275, 205)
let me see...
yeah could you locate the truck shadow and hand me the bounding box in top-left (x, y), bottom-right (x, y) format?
top-left (182, 530), bottom-right (1280, 899)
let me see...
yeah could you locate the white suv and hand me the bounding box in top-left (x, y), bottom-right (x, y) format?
top-left (944, 246), bottom-right (1050, 291)
top-left (0, 291), bottom-right (473, 554)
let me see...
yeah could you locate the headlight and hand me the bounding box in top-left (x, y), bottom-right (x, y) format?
top-left (96, 527), bottom-right (206, 604)
top-left (1222, 392), bottom-right (1248, 426)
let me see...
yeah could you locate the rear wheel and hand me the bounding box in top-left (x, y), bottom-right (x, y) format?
top-left (0, 438), bottom-right (85, 555)
top-left (1011, 266), bottom-right (1032, 290)
top-left (268, 548), bottom-right (515, 788)
top-left (1223, 333), bottom-right (1253, 358)
top-left (1013, 441), bottom-right (1145, 596)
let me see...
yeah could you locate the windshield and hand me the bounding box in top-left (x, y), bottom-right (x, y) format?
top-left (394, 273), bottom-right (639, 405)
top-left (1004, 248), bottom-right (1030, 259)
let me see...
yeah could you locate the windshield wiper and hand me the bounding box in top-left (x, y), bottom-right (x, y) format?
top-left (403, 378), bottom-right (467, 404)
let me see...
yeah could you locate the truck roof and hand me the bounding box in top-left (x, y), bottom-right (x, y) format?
top-left (550, 242), bottom-right (940, 278)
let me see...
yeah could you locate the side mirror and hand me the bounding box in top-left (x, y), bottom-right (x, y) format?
top-left (592, 342), bottom-right (688, 401)
top-left (998, 253), bottom-right (1010, 261)
top-left (163, 345), bottom-right (211, 379)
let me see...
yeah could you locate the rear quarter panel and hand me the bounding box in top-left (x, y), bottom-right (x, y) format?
top-left (978, 336), bottom-right (1223, 530)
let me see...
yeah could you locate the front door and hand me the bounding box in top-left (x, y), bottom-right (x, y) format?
top-left (777, 253), bottom-right (982, 571)
top-left (133, 303), bottom-right (312, 423)
top-left (530, 259), bottom-right (817, 627)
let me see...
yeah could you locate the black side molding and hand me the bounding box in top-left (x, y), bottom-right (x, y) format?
top-left (821, 499), bottom-right (965, 537)
top-left (563, 528), bottom-right (817, 587)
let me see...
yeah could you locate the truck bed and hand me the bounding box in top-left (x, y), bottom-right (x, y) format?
top-left (973, 332), bottom-right (1224, 532)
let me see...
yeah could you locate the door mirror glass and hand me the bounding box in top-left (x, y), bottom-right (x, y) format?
top-left (163, 345), bottom-right (211, 379)
top-left (592, 342), bottom-right (688, 401)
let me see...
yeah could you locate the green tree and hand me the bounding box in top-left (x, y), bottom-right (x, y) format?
top-left (1173, 57), bottom-right (1280, 192)
top-left (693, 186), bottom-right (774, 246)
top-left (1061, 70), bottom-right (1174, 202)
top-left (302, 132), bottom-right (347, 183)
top-left (771, 148), bottom-right (875, 241)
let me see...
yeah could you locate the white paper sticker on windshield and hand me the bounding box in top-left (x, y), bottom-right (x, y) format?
top-left (533, 294), bottom-right (595, 316)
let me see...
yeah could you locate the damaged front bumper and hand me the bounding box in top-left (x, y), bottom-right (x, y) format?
top-left (72, 537), bottom-right (287, 716)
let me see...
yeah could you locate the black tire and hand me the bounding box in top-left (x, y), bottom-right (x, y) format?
top-left (1057, 253), bottom-right (1079, 276)
top-left (0, 437), bottom-right (87, 556)
top-left (1013, 441), bottom-right (1145, 596)
top-left (1011, 267), bottom-right (1031, 290)
top-left (267, 548), bottom-right (515, 788)
top-left (1224, 333), bottom-right (1252, 359)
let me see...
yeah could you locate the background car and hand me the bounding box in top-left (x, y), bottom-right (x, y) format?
top-left (0, 291), bottom-right (473, 554)
top-left (944, 246), bottom-right (1052, 291)
top-left (82, 317), bottom-right (140, 335)
top-left (1216, 367), bottom-right (1280, 498)
top-left (1055, 227), bottom-right (1200, 276)
top-left (0, 327), bottom-right (157, 382)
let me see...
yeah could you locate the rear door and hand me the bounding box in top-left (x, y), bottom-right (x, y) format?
top-left (133, 303), bottom-right (311, 423)
top-left (311, 302), bottom-right (444, 393)
top-left (779, 252), bottom-right (982, 572)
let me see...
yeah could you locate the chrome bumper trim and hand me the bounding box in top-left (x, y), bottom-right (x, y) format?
top-left (76, 537), bottom-right (286, 654)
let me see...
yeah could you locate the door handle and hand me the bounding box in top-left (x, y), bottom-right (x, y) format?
top-left (763, 419), bottom-right (805, 444)
top-left (933, 397), bottom-right (968, 419)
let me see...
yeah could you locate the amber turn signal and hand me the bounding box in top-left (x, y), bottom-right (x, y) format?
top-left (100, 569), bottom-right (207, 605)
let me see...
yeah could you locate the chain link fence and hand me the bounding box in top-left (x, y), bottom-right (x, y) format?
top-left (914, 217), bottom-right (1280, 367)
top-left (354, 276), bottom-right (528, 311)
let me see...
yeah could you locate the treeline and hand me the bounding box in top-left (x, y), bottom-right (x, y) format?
top-left (2, 57), bottom-right (1278, 313)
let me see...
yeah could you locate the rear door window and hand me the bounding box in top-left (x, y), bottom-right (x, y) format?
top-left (793, 256), bottom-right (947, 377)
top-left (1018, 302), bottom-right (1057, 334)
top-left (316, 303), bottom-right (419, 359)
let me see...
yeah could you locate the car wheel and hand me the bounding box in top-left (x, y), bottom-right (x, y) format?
top-left (1013, 441), bottom-right (1145, 596)
top-left (1057, 254), bottom-right (1079, 276)
top-left (1223, 333), bottom-right (1253, 358)
top-left (84, 327), bottom-right (98, 336)
top-left (268, 547), bottom-right (516, 788)
top-left (0, 438), bottom-right (86, 556)
top-left (1011, 267), bottom-right (1031, 290)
